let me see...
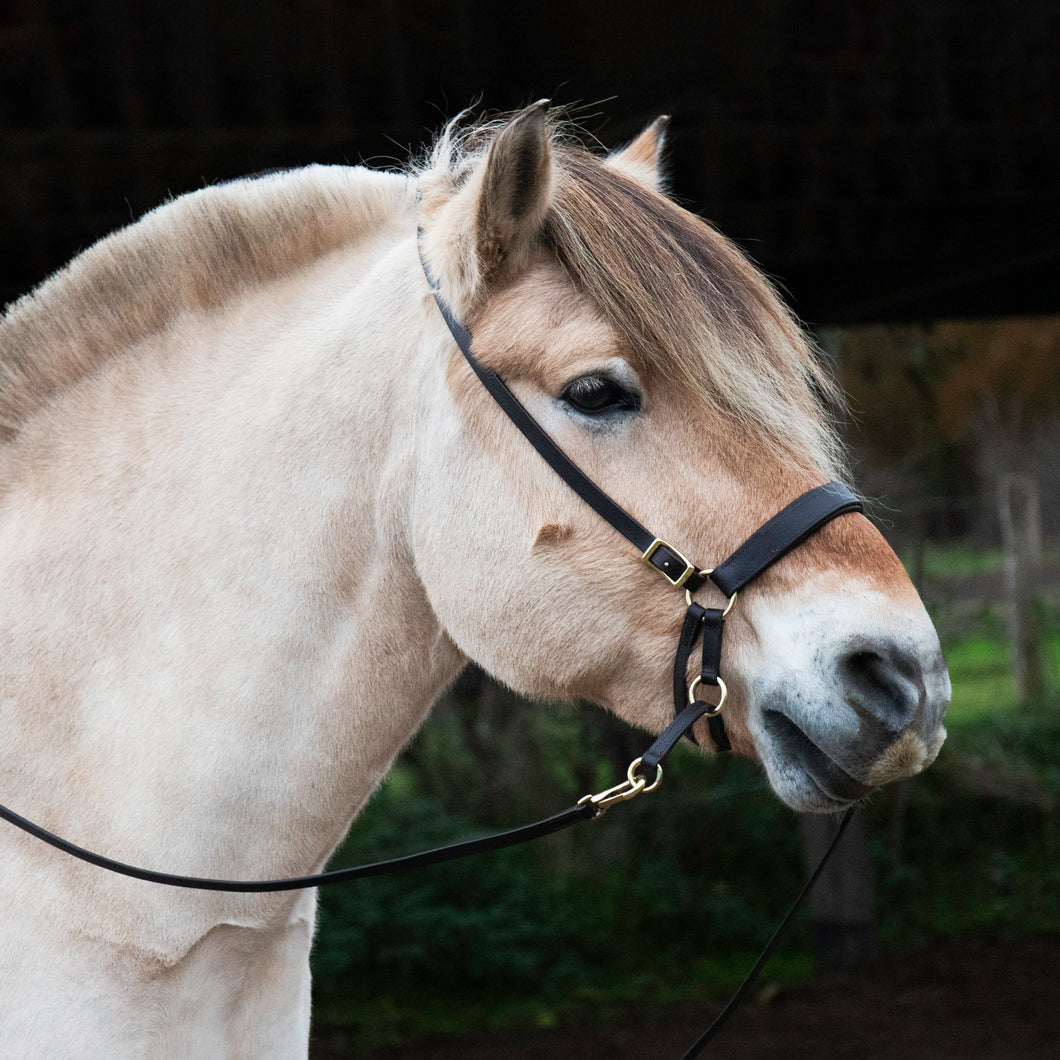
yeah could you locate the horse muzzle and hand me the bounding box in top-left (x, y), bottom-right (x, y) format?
top-left (749, 599), bottom-right (951, 812)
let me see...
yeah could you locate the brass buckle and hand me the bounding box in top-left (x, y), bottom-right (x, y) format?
top-left (641, 538), bottom-right (696, 588)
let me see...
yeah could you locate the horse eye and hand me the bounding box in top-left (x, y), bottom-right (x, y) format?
top-left (560, 374), bottom-right (641, 416)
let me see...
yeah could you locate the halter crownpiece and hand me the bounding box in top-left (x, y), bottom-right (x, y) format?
top-left (420, 245), bottom-right (863, 762)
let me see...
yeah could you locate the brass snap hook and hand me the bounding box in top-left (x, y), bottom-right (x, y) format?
top-left (579, 756), bottom-right (663, 815)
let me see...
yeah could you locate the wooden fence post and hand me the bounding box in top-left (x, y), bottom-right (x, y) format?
top-left (799, 811), bottom-right (876, 971)
top-left (998, 471), bottom-right (1044, 705)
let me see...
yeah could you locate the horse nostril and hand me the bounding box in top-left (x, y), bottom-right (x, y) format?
top-left (839, 645), bottom-right (925, 734)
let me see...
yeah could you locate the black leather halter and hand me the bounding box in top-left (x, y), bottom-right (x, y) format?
top-left (0, 251), bottom-right (862, 887)
top-left (422, 254), bottom-right (863, 761)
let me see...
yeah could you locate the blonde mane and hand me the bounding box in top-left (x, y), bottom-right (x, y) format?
top-left (0, 165), bottom-right (412, 441)
top-left (421, 115), bottom-right (846, 478)
top-left (4, 118), bottom-right (844, 477)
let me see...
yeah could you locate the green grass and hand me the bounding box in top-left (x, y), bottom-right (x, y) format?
top-left (911, 543), bottom-right (1005, 579)
top-left (878, 603), bottom-right (1060, 947)
top-left (944, 633), bottom-right (1018, 718)
top-left (909, 542), bottom-right (1060, 579)
top-left (936, 590), bottom-right (1060, 719)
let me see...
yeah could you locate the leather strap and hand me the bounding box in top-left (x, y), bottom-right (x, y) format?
top-left (665, 603), bottom-right (732, 753)
top-left (710, 482), bottom-right (862, 597)
top-left (423, 258), bottom-right (862, 604)
top-left (679, 806), bottom-right (857, 1058)
top-left (641, 701), bottom-right (717, 772)
top-left (699, 610), bottom-right (732, 752)
top-left (699, 610), bottom-right (724, 685)
top-left (0, 799), bottom-right (597, 893)
top-left (421, 248), bottom-right (710, 592)
top-left (706, 713), bottom-right (732, 754)
top-left (672, 602), bottom-right (708, 721)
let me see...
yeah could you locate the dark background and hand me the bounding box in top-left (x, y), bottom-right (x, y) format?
top-left (3, 0), bottom-right (1057, 324)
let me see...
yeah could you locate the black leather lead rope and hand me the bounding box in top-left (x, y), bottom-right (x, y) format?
top-left (0, 798), bottom-right (598, 893)
top-left (679, 805), bottom-right (857, 1059)
top-left (0, 240), bottom-right (868, 1056)
top-left (0, 282), bottom-right (862, 893)
top-left (0, 464), bottom-right (854, 890)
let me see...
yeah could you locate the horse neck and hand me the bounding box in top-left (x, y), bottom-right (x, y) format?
top-left (0, 193), bottom-right (466, 889)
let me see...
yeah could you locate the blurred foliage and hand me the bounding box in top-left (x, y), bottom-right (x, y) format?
top-left (311, 593), bottom-right (1060, 1051)
top-left (833, 323), bottom-right (972, 504)
top-left (877, 700), bottom-right (1060, 946)
top-left (833, 315), bottom-right (1060, 527)
top-left (837, 316), bottom-right (1060, 454)
top-left (311, 680), bottom-right (807, 1047)
top-left (904, 542), bottom-right (1004, 579)
top-left (930, 317), bottom-right (1060, 444)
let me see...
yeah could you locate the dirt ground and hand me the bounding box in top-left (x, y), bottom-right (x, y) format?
top-left (337, 935), bottom-right (1060, 1059)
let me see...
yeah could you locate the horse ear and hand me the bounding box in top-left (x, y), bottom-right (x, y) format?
top-left (607, 116), bottom-right (670, 193)
top-left (475, 101), bottom-right (554, 277)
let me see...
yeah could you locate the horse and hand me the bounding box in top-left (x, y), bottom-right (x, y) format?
top-left (0, 104), bottom-right (949, 1056)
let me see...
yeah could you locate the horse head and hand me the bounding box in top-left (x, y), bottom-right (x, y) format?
top-left (414, 104), bottom-right (949, 811)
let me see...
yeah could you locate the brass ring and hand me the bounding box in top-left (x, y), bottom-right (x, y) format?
top-left (687, 675), bottom-right (728, 717)
top-left (627, 756), bottom-right (663, 793)
top-left (684, 569), bottom-right (738, 617)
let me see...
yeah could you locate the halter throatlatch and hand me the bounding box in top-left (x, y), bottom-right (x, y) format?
top-left (421, 247), bottom-right (863, 796)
